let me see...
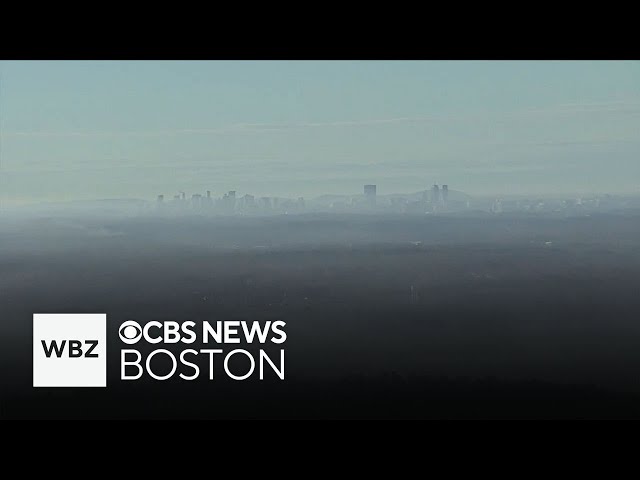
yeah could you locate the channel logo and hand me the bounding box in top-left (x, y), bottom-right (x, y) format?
top-left (119, 320), bottom-right (142, 344)
top-left (33, 313), bottom-right (107, 387)
top-left (118, 319), bottom-right (286, 381)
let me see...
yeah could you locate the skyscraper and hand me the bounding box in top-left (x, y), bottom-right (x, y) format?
top-left (431, 184), bottom-right (440, 204)
top-left (364, 184), bottom-right (377, 207)
top-left (442, 185), bottom-right (449, 205)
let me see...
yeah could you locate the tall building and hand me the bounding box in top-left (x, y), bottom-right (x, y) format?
top-left (431, 184), bottom-right (440, 204)
top-left (203, 190), bottom-right (213, 208)
top-left (221, 191), bottom-right (236, 213)
top-left (364, 184), bottom-right (377, 207)
top-left (240, 194), bottom-right (256, 211)
top-left (441, 185), bottom-right (449, 205)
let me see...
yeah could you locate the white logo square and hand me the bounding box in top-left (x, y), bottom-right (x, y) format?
top-left (33, 313), bottom-right (107, 387)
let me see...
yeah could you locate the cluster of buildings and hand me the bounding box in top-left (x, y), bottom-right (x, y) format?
top-left (156, 190), bottom-right (306, 215)
top-left (354, 183), bottom-right (453, 213)
top-left (487, 195), bottom-right (627, 215)
top-left (153, 184), bottom-right (628, 217)
top-left (154, 183), bottom-right (455, 215)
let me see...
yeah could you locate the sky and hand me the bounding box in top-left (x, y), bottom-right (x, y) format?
top-left (0, 60), bottom-right (639, 205)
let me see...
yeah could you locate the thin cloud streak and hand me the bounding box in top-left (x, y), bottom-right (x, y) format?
top-left (0, 116), bottom-right (437, 138)
top-left (2, 98), bottom-right (639, 138)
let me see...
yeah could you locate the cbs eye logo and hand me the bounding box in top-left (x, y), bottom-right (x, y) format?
top-left (119, 320), bottom-right (142, 344)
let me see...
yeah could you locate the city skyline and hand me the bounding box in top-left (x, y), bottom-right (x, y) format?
top-left (4, 180), bottom-right (639, 210)
top-left (6, 180), bottom-right (634, 220)
top-left (1, 61), bottom-right (639, 206)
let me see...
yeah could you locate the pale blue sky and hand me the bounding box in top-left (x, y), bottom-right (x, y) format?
top-left (1, 60), bottom-right (639, 205)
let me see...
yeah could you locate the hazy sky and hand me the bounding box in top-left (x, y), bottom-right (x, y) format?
top-left (1, 60), bottom-right (639, 205)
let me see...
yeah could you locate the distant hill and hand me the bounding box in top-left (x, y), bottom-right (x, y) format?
top-left (311, 189), bottom-right (472, 206)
